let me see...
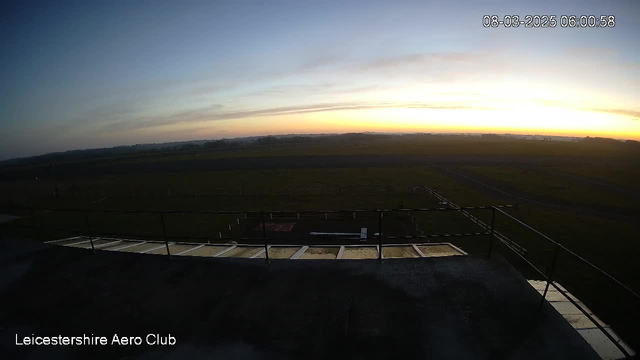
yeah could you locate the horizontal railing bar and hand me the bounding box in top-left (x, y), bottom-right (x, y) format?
top-left (15, 222), bottom-right (492, 242)
top-left (493, 207), bottom-right (558, 245)
top-left (10, 204), bottom-right (517, 216)
top-left (493, 206), bottom-right (640, 303)
top-left (498, 241), bottom-right (548, 279)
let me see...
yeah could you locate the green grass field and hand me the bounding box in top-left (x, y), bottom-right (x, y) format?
top-left (2, 136), bottom-right (639, 347)
top-left (461, 165), bottom-right (638, 210)
top-left (4, 135), bottom-right (640, 175)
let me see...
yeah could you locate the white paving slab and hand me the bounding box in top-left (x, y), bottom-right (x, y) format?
top-left (528, 280), bottom-right (635, 359)
top-left (578, 327), bottom-right (633, 360)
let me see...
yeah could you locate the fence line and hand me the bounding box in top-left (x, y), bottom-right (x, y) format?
top-left (5, 185), bottom-right (451, 199)
top-left (14, 204), bottom-right (517, 216)
top-left (6, 200), bottom-right (637, 357)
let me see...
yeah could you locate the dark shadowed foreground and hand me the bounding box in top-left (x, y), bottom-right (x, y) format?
top-left (0, 239), bottom-right (598, 359)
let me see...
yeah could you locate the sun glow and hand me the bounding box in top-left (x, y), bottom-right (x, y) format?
top-left (194, 104), bottom-right (640, 141)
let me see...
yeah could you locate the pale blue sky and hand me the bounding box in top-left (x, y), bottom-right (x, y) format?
top-left (1, 0), bottom-right (639, 159)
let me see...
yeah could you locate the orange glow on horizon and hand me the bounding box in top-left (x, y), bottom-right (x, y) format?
top-left (184, 106), bottom-right (640, 141)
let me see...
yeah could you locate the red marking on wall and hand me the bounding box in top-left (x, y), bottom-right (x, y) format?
top-left (255, 222), bottom-right (295, 232)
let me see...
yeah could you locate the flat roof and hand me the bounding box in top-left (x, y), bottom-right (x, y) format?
top-left (1, 239), bottom-right (599, 359)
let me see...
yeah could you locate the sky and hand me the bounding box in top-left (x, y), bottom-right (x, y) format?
top-left (1, 0), bottom-right (639, 159)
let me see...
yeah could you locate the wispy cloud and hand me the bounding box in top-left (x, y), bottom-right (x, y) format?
top-left (585, 108), bottom-right (640, 119)
top-left (359, 53), bottom-right (487, 71)
top-left (97, 101), bottom-right (494, 133)
top-left (346, 51), bottom-right (509, 84)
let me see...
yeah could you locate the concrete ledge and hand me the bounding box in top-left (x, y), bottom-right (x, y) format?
top-left (140, 243), bottom-right (174, 254)
top-left (213, 245), bottom-right (236, 257)
top-left (176, 244), bottom-right (204, 256)
top-left (412, 244), bottom-right (426, 257)
top-left (109, 241), bottom-right (147, 251)
top-left (290, 246), bottom-right (308, 259)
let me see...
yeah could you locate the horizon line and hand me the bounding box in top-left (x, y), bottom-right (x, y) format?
top-left (2, 131), bottom-right (637, 163)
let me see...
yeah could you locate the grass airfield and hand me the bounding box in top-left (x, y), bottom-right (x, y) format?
top-left (1, 135), bottom-right (639, 351)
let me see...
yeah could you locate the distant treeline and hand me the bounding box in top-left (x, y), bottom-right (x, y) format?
top-left (0, 142), bottom-right (203, 168)
top-left (2, 133), bottom-right (638, 168)
top-left (0, 133), bottom-right (389, 167)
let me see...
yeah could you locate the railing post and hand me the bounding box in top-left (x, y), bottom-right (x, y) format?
top-left (487, 207), bottom-right (496, 257)
top-left (262, 211), bottom-right (269, 262)
top-left (29, 209), bottom-right (40, 241)
top-left (83, 211), bottom-right (95, 252)
top-left (540, 243), bottom-right (560, 308)
top-left (378, 211), bottom-right (383, 262)
top-left (160, 212), bottom-right (170, 257)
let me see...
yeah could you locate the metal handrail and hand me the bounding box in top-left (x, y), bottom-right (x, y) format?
top-left (493, 206), bottom-right (640, 302)
top-left (9, 201), bottom-right (634, 357)
top-left (491, 206), bottom-right (635, 358)
top-left (8, 204), bottom-right (517, 215)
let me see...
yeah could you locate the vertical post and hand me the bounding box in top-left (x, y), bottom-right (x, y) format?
top-left (378, 211), bottom-right (383, 262)
top-left (160, 212), bottom-right (170, 257)
top-left (540, 243), bottom-right (560, 307)
top-left (262, 212), bottom-right (269, 262)
top-left (487, 207), bottom-right (496, 257)
top-left (30, 209), bottom-right (40, 241)
top-left (83, 211), bottom-right (95, 252)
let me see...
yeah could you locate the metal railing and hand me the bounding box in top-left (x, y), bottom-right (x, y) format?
top-left (4, 202), bottom-right (636, 357)
top-left (4, 184), bottom-right (440, 199)
top-left (424, 186), bottom-right (636, 358)
top-left (491, 207), bottom-right (636, 358)
top-left (10, 204), bottom-right (517, 257)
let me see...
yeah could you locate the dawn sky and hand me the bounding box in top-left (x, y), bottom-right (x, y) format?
top-left (1, 0), bottom-right (639, 159)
